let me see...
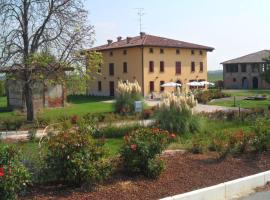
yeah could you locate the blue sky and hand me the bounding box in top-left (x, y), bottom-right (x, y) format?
top-left (85, 0), bottom-right (270, 70)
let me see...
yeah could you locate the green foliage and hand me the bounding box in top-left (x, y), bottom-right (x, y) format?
top-left (115, 92), bottom-right (142, 114)
top-left (155, 107), bottom-right (201, 135)
top-left (66, 73), bottom-right (87, 95)
top-left (44, 128), bottom-right (112, 185)
top-left (120, 128), bottom-right (175, 178)
top-left (95, 124), bottom-right (140, 138)
top-left (85, 51), bottom-right (103, 79)
top-left (0, 145), bottom-right (31, 200)
top-left (0, 80), bottom-right (5, 97)
top-left (251, 117), bottom-right (270, 152)
top-left (261, 64), bottom-right (270, 84)
top-left (195, 89), bottom-right (231, 104)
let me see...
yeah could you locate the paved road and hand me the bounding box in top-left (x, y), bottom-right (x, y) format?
top-left (239, 191), bottom-right (270, 200)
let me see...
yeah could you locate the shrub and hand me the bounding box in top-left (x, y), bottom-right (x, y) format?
top-left (1, 118), bottom-right (24, 131)
top-left (250, 117), bottom-right (270, 152)
top-left (0, 145), bottom-right (31, 200)
top-left (95, 124), bottom-right (140, 139)
top-left (44, 129), bottom-right (112, 185)
top-left (120, 128), bottom-right (175, 178)
top-left (142, 109), bottom-right (154, 119)
top-left (155, 92), bottom-right (200, 134)
top-left (195, 89), bottom-right (231, 104)
top-left (115, 80), bottom-right (142, 114)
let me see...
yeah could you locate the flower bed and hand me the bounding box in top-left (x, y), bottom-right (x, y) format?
top-left (21, 152), bottom-right (270, 200)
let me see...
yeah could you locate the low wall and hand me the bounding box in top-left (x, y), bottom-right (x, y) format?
top-left (161, 171), bottom-right (270, 200)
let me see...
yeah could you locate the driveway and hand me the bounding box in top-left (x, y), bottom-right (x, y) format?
top-left (145, 99), bottom-right (247, 113)
top-left (239, 191), bottom-right (270, 200)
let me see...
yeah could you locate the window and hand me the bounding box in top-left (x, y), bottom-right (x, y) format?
top-left (200, 50), bottom-right (203, 55)
top-left (175, 62), bottom-right (181, 74)
top-left (123, 50), bottom-right (127, 55)
top-left (149, 81), bottom-right (154, 92)
top-left (160, 49), bottom-right (164, 54)
top-left (98, 81), bottom-right (102, 91)
top-left (149, 61), bottom-right (154, 72)
top-left (110, 51), bottom-right (113, 56)
top-left (226, 64), bottom-right (238, 73)
top-left (191, 50), bottom-right (195, 55)
top-left (109, 63), bottom-right (114, 75)
top-left (233, 78), bottom-right (237, 82)
top-left (98, 64), bottom-right (101, 73)
top-left (200, 62), bottom-right (204, 72)
top-left (191, 62), bottom-right (195, 72)
top-left (160, 81), bottom-right (165, 92)
top-left (160, 61), bottom-right (164, 72)
top-left (149, 48), bottom-right (154, 53)
top-left (241, 64), bottom-right (247, 72)
top-left (176, 49), bottom-right (180, 54)
top-left (251, 64), bottom-right (260, 73)
top-left (123, 62), bottom-right (127, 73)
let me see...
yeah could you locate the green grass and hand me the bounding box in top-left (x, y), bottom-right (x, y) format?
top-left (104, 138), bottom-right (123, 156)
top-left (0, 95), bottom-right (115, 121)
top-left (208, 89), bottom-right (270, 109)
top-left (0, 138), bottom-right (123, 163)
top-left (208, 70), bottom-right (223, 82)
top-left (39, 95), bottom-right (114, 120)
top-left (168, 117), bottom-right (253, 150)
top-left (208, 74), bottom-right (223, 82)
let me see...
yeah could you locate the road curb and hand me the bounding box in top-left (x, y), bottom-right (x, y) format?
top-left (160, 170), bottom-right (270, 200)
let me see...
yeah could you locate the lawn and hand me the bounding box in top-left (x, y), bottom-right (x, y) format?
top-left (0, 138), bottom-right (123, 162)
top-left (0, 95), bottom-right (115, 121)
top-left (208, 89), bottom-right (270, 109)
top-left (39, 95), bottom-right (114, 120)
top-left (168, 117), bottom-right (252, 150)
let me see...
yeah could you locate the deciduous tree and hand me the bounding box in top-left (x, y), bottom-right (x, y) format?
top-left (0, 0), bottom-right (98, 121)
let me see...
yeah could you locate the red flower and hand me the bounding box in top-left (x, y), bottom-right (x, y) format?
top-left (170, 133), bottom-right (176, 139)
top-left (130, 144), bottom-right (137, 151)
top-left (151, 128), bottom-right (159, 134)
top-left (0, 167), bottom-right (4, 177)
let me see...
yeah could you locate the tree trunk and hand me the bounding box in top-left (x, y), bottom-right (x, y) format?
top-left (24, 83), bottom-right (35, 121)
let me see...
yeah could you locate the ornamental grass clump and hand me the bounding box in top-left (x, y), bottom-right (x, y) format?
top-left (156, 92), bottom-right (200, 135)
top-left (120, 128), bottom-right (175, 178)
top-left (115, 80), bottom-right (142, 114)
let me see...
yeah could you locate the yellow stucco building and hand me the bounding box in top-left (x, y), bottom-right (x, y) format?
top-left (87, 32), bottom-right (214, 97)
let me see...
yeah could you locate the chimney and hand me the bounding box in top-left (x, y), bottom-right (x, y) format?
top-left (117, 36), bottom-right (122, 42)
top-left (140, 32), bottom-right (146, 38)
top-left (126, 37), bottom-right (132, 43)
top-left (107, 39), bottom-right (113, 45)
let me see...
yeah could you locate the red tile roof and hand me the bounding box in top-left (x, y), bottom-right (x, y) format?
top-left (89, 34), bottom-right (214, 51)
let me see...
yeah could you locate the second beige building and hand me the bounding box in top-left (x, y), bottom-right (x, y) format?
top-left (87, 32), bottom-right (214, 97)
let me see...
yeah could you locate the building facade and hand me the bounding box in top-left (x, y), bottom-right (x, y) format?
top-left (87, 33), bottom-right (214, 97)
top-left (222, 50), bottom-right (270, 89)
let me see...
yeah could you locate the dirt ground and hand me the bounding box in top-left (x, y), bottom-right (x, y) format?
top-left (21, 152), bottom-right (270, 200)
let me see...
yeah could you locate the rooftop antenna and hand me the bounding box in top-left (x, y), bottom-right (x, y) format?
top-left (135, 8), bottom-right (145, 33)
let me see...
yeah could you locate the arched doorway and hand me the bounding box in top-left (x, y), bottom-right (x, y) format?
top-left (252, 77), bottom-right (258, 89)
top-left (242, 77), bottom-right (248, 89)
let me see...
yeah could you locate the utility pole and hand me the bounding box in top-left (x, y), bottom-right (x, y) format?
top-left (135, 8), bottom-right (145, 33)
